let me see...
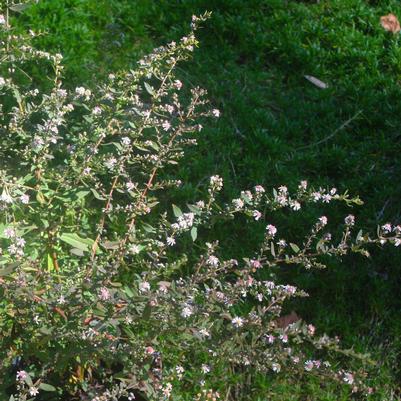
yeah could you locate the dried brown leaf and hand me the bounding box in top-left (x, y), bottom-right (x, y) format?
top-left (304, 75), bottom-right (328, 89)
top-left (380, 13), bottom-right (400, 33)
top-left (275, 311), bottom-right (301, 329)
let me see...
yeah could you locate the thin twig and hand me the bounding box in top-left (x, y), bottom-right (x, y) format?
top-left (90, 61), bottom-right (179, 260)
top-left (224, 385), bottom-right (231, 401)
top-left (297, 110), bottom-right (362, 150)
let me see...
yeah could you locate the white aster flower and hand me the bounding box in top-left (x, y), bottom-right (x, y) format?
top-left (4, 227), bottom-right (16, 238)
top-left (207, 255), bottom-right (219, 267)
top-left (322, 194), bottom-right (332, 203)
top-left (231, 316), bottom-right (244, 328)
top-left (312, 192), bottom-right (321, 201)
top-left (92, 106), bottom-right (102, 115)
top-left (162, 383), bottom-right (173, 398)
top-left (344, 215), bottom-right (355, 226)
top-left (104, 157), bottom-right (117, 170)
top-left (166, 237), bottom-right (176, 246)
top-left (19, 194), bottom-right (30, 204)
top-left (212, 109), bottom-right (220, 117)
top-left (29, 387), bottom-right (39, 396)
top-left (181, 306), bottom-right (193, 318)
top-left (201, 364), bottom-right (211, 374)
top-left (174, 80), bottom-right (182, 90)
top-left (210, 175), bottom-right (223, 190)
top-left (298, 180), bottom-right (308, 190)
top-left (343, 372), bottom-right (354, 385)
top-left (139, 281), bottom-right (150, 293)
top-left (271, 363), bottom-right (281, 373)
top-left (75, 86), bottom-right (86, 96)
top-left (232, 198), bottom-right (244, 209)
top-left (199, 328), bottom-right (210, 338)
top-left (162, 121), bottom-right (171, 131)
top-left (99, 287), bottom-right (111, 301)
top-left (0, 192), bottom-right (13, 203)
top-left (290, 201), bottom-right (301, 211)
top-left (304, 360), bottom-right (314, 371)
top-left (121, 136), bottom-right (131, 146)
top-left (57, 295), bottom-right (66, 305)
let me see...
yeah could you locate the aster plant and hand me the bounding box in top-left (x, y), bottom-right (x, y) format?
top-left (0, 4), bottom-right (400, 401)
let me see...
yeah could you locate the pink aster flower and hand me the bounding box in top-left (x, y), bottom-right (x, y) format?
top-left (16, 370), bottom-right (28, 381)
top-left (266, 224), bottom-right (277, 237)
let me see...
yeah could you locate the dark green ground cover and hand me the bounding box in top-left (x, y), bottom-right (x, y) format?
top-left (12, 0), bottom-right (401, 398)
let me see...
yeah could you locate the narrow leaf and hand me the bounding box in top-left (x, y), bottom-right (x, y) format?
top-left (304, 75), bottom-right (328, 89)
top-left (39, 383), bottom-right (57, 391)
top-left (144, 82), bottom-right (155, 96)
top-left (172, 204), bottom-right (183, 218)
top-left (0, 262), bottom-right (20, 276)
top-left (190, 227), bottom-right (197, 242)
top-left (59, 233), bottom-right (99, 253)
top-left (9, 3), bottom-right (30, 12)
top-left (90, 188), bottom-right (106, 200)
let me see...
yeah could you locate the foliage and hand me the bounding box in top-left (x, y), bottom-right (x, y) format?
top-left (11, 0), bottom-right (153, 85)
top-left (1, 1), bottom-right (401, 400)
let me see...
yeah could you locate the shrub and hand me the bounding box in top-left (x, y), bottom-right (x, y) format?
top-left (0, 5), bottom-right (400, 401)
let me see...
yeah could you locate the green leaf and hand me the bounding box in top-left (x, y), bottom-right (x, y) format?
top-left (290, 243), bottom-right (300, 253)
top-left (315, 239), bottom-right (325, 252)
top-left (144, 82), bottom-right (155, 96)
top-left (190, 227), bottom-right (197, 242)
top-left (141, 223), bottom-right (155, 233)
top-left (39, 326), bottom-right (53, 335)
top-left (172, 204), bottom-right (182, 218)
top-left (0, 262), bottom-right (21, 276)
top-left (0, 224), bottom-right (7, 238)
top-left (270, 242), bottom-right (276, 257)
top-left (134, 142), bottom-right (149, 152)
top-left (24, 374), bottom-right (33, 387)
top-left (102, 241), bottom-right (120, 250)
top-left (90, 188), bottom-right (106, 200)
top-left (59, 233), bottom-right (100, 253)
top-left (39, 383), bottom-right (57, 391)
top-left (47, 253), bottom-right (54, 271)
top-left (83, 115), bottom-right (93, 124)
top-left (142, 303), bottom-right (152, 320)
top-left (187, 204), bottom-right (201, 214)
top-left (11, 87), bottom-right (22, 104)
top-left (9, 3), bottom-right (30, 13)
top-left (75, 190), bottom-right (90, 200)
top-left (147, 141), bottom-right (160, 151)
top-left (124, 286), bottom-right (134, 298)
top-left (70, 248), bottom-right (85, 256)
top-left (36, 191), bottom-right (46, 205)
